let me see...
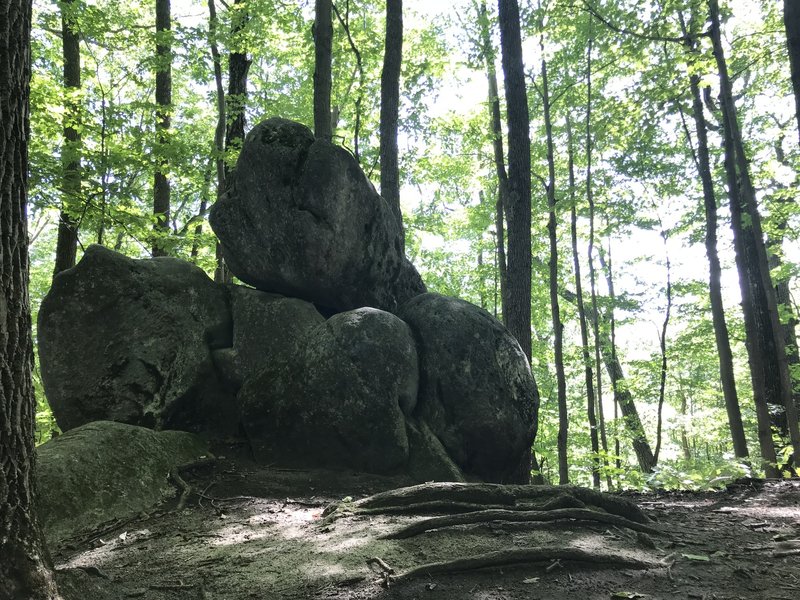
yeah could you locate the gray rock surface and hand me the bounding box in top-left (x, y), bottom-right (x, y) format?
top-left (240, 308), bottom-right (418, 473)
top-left (212, 285), bottom-right (325, 386)
top-left (209, 118), bottom-right (426, 312)
top-left (38, 245), bottom-right (235, 434)
top-left (398, 293), bottom-right (539, 483)
top-left (406, 419), bottom-right (466, 483)
top-left (36, 421), bottom-right (209, 545)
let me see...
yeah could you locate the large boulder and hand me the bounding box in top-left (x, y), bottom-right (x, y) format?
top-left (38, 245), bottom-right (235, 435)
top-left (36, 421), bottom-right (209, 545)
top-left (240, 308), bottom-right (418, 473)
top-left (398, 293), bottom-right (539, 483)
top-left (212, 285), bottom-right (325, 386)
top-left (209, 118), bottom-right (426, 312)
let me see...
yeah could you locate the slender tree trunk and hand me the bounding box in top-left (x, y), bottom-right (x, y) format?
top-left (497, 0), bottom-right (532, 362)
top-left (769, 136), bottom-right (800, 425)
top-left (538, 43), bottom-right (570, 485)
top-left (208, 0), bottom-right (225, 191)
top-left (610, 248), bottom-right (620, 478)
top-left (711, 0), bottom-right (800, 473)
top-left (0, 0), bottom-right (62, 595)
top-left (594, 249), bottom-right (656, 473)
top-left (313, 0), bottom-right (333, 140)
top-left (478, 1), bottom-right (508, 320)
top-left (652, 230), bottom-right (672, 466)
top-left (208, 0), bottom-right (229, 283)
top-left (678, 10), bottom-right (749, 460)
top-left (784, 0), bottom-right (800, 144)
top-left (583, 23), bottom-right (612, 481)
top-left (153, 0), bottom-right (171, 256)
top-left (225, 0), bottom-right (251, 175)
top-left (567, 114), bottom-right (602, 489)
top-left (54, 0), bottom-right (81, 277)
top-left (219, 0), bottom-right (251, 283)
top-left (380, 0), bottom-right (404, 241)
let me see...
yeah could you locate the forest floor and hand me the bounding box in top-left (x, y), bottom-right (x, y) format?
top-left (53, 454), bottom-right (800, 600)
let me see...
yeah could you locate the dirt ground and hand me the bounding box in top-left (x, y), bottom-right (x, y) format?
top-left (53, 456), bottom-right (800, 600)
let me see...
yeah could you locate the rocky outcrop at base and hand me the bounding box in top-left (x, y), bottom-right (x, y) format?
top-left (36, 421), bottom-right (208, 545)
top-left (399, 294), bottom-right (539, 483)
top-left (240, 308), bottom-right (418, 473)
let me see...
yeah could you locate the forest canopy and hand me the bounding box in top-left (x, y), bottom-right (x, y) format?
top-left (28, 0), bottom-right (800, 489)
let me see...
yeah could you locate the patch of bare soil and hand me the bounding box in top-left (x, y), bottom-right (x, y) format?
top-left (53, 457), bottom-right (800, 600)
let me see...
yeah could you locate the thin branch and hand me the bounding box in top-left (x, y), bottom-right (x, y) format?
top-left (578, 0), bottom-right (692, 44)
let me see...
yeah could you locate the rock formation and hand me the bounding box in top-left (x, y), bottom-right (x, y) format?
top-left (38, 118), bottom-right (540, 485)
top-left (36, 421), bottom-right (208, 545)
top-left (38, 245), bottom-right (235, 435)
top-left (399, 293), bottom-right (538, 483)
top-left (241, 308), bottom-right (418, 473)
top-left (210, 118), bottom-right (426, 313)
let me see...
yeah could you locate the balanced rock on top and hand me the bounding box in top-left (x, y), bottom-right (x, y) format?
top-left (210, 118), bottom-right (426, 313)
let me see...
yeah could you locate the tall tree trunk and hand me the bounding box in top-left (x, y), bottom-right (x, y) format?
top-left (567, 114), bottom-right (602, 489)
top-left (54, 0), bottom-right (81, 277)
top-left (583, 22), bottom-right (610, 481)
top-left (0, 0), bottom-right (61, 595)
top-left (153, 0), bottom-right (171, 256)
top-left (652, 230), bottom-right (672, 466)
top-left (678, 9), bottom-right (749, 461)
top-left (710, 0), bottom-right (800, 473)
top-left (497, 0), bottom-right (532, 362)
top-left (478, 1), bottom-right (508, 320)
top-left (769, 135), bottom-right (800, 426)
top-left (538, 44), bottom-right (570, 485)
top-left (314, 0), bottom-right (333, 140)
top-left (217, 0), bottom-right (249, 283)
top-left (784, 0), bottom-right (800, 144)
top-left (594, 249), bottom-right (656, 473)
top-left (380, 0), bottom-right (404, 242)
top-left (225, 0), bottom-right (251, 175)
top-left (208, 0), bottom-right (226, 283)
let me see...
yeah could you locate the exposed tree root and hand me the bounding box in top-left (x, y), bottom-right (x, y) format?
top-left (383, 507), bottom-right (662, 540)
top-left (169, 469), bottom-right (193, 512)
top-left (394, 546), bottom-right (658, 581)
top-left (353, 482), bottom-right (650, 523)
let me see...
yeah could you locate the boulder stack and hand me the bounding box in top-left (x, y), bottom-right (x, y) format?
top-left (210, 118), bottom-right (426, 313)
top-left (38, 118), bottom-right (540, 484)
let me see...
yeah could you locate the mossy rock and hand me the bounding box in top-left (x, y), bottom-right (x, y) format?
top-left (36, 421), bottom-right (209, 546)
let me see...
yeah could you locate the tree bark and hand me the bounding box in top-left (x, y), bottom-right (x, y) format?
top-left (54, 0), bottom-right (81, 277)
top-left (497, 0), bottom-right (532, 362)
top-left (784, 0), bottom-right (800, 144)
top-left (0, 0), bottom-right (62, 595)
top-left (208, 0), bottom-right (225, 192)
top-left (478, 1), bottom-right (508, 320)
top-left (652, 230), bottom-right (671, 466)
top-left (314, 0), bottom-right (333, 140)
top-left (678, 9), bottom-right (749, 461)
top-left (710, 0), bottom-right (800, 473)
top-left (538, 43), bottom-right (570, 485)
top-left (768, 134), bottom-right (800, 429)
top-left (224, 0), bottom-right (251, 176)
top-left (380, 0), bottom-right (404, 242)
top-left (566, 114), bottom-right (602, 489)
top-left (207, 0), bottom-right (229, 283)
top-left (153, 0), bottom-right (171, 256)
top-left (594, 250), bottom-right (656, 473)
